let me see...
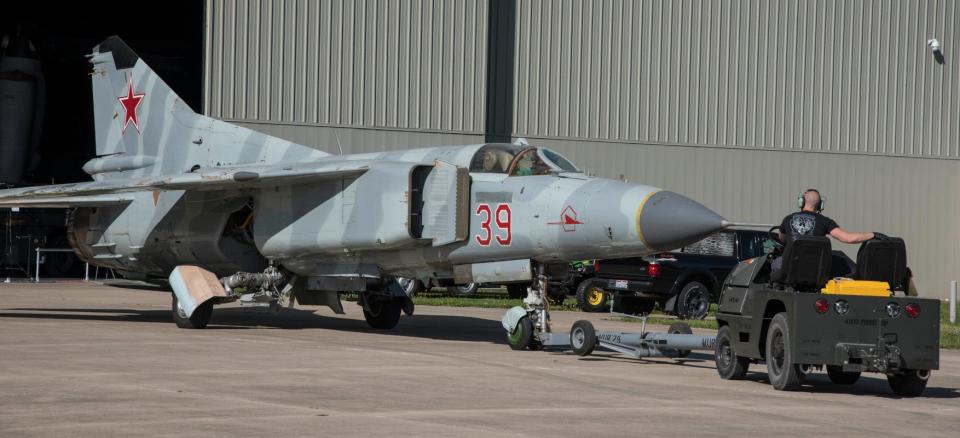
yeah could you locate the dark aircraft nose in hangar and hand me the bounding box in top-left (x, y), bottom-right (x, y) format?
top-left (639, 191), bottom-right (728, 251)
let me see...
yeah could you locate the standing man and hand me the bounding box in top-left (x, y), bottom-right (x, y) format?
top-left (780, 189), bottom-right (878, 244)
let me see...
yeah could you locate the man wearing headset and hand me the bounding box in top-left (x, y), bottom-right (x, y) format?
top-left (779, 189), bottom-right (878, 244)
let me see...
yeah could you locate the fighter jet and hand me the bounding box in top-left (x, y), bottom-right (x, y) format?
top-left (0, 37), bottom-right (728, 331)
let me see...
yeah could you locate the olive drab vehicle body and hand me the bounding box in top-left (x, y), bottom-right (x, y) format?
top-left (715, 235), bottom-right (939, 395)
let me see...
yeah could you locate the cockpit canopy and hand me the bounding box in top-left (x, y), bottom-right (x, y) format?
top-left (469, 144), bottom-right (579, 176)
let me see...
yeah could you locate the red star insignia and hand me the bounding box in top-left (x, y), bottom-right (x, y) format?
top-left (118, 75), bottom-right (145, 134)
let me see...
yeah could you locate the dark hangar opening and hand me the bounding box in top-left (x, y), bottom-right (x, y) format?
top-left (1, 1), bottom-right (204, 185)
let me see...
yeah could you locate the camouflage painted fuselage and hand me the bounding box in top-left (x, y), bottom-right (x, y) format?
top-left (0, 37), bottom-right (727, 287)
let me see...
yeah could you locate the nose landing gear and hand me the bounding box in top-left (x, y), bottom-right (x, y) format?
top-left (502, 264), bottom-right (566, 350)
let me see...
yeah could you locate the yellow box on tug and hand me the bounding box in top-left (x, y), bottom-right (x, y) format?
top-left (821, 278), bottom-right (891, 297)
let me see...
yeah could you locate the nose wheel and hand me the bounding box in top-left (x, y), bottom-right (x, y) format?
top-left (506, 315), bottom-right (543, 350)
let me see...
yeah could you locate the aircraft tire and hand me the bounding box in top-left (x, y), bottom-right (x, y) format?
top-left (765, 313), bottom-right (802, 391)
top-left (507, 316), bottom-right (535, 350)
top-left (715, 325), bottom-right (749, 380)
top-left (172, 294), bottom-right (213, 329)
top-left (446, 283), bottom-right (479, 296)
top-left (363, 297), bottom-right (402, 329)
top-left (826, 366), bottom-right (860, 385)
top-left (397, 278), bottom-right (422, 296)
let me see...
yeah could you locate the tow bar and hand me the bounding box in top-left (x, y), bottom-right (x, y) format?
top-left (504, 305), bottom-right (717, 359)
top-left (568, 314), bottom-right (716, 359)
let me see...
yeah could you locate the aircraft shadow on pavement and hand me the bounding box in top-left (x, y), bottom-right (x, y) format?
top-left (0, 306), bottom-right (509, 344)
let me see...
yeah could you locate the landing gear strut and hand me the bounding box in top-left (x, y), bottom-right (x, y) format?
top-left (503, 264), bottom-right (564, 349)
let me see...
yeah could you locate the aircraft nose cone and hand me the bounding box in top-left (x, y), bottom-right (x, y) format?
top-left (638, 191), bottom-right (728, 251)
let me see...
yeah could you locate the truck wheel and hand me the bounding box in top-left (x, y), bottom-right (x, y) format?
top-left (507, 284), bottom-right (527, 299)
top-left (826, 365), bottom-right (860, 385)
top-left (765, 313), bottom-right (802, 390)
top-left (363, 297), bottom-right (402, 329)
top-left (887, 369), bottom-right (930, 397)
top-left (576, 280), bottom-right (608, 312)
top-left (715, 325), bottom-right (749, 379)
top-left (668, 322), bottom-right (693, 358)
top-left (570, 320), bottom-right (597, 356)
top-left (172, 294), bottom-right (213, 329)
top-left (507, 316), bottom-right (537, 350)
top-left (676, 281), bottom-right (710, 320)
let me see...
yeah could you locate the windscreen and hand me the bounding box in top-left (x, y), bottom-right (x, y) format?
top-left (469, 144), bottom-right (527, 173)
top-left (540, 148), bottom-right (579, 172)
top-left (470, 144), bottom-right (582, 175)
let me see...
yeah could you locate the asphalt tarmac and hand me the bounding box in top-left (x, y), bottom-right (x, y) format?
top-left (0, 282), bottom-right (957, 437)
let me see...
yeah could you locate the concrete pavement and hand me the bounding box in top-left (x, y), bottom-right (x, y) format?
top-left (0, 282), bottom-right (958, 437)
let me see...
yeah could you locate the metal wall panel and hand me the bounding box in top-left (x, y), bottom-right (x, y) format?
top-left (205, 0), bottom-right (488, 134)
top-left (513, 0), bottom-right (959, 159)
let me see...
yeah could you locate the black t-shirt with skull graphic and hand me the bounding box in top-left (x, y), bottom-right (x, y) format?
top-left (780, 211), bottom-right (838, 240)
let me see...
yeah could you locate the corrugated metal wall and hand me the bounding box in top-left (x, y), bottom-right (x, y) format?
top-left (204, 1), bottom-right (960, 297)
top-left (514, 0), bottom-right (959, 159)
top-left (204, 0), bottom-right (488, 135)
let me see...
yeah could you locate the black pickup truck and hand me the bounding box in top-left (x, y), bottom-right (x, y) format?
top-left (574, 229), bottom-right (769, 319)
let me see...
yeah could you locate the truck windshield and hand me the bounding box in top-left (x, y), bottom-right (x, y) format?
top-left (681, 231), bottom-right (736, 257)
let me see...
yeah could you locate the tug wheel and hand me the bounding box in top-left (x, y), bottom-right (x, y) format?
top-left (569, 320), bottom-right (597, 356)
top-left (715, 326), bottom-right (749, 380)
top-left (887, 369), bottom-right (930, 397)
top-left (668, 322), bottom-right (693, 358)
top-left (765, 313), bottom-right (802, 390)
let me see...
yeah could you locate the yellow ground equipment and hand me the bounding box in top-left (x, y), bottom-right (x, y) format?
top-left (821, 278), bottom-right (891, 297)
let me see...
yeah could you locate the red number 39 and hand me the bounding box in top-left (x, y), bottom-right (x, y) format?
top-left (475, 203), bottom-right (512, 246)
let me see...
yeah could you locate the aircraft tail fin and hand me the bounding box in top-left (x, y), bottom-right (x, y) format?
top-left (89, 36), bottom-right (190, 158)
top-left (86, 36), bottom-right (326, 177)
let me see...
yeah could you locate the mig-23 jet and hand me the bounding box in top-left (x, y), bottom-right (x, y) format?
top-left (0, 37), bottom-right (729, 335)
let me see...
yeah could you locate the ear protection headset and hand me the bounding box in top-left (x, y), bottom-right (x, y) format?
top-left (797, 189), bottom-right (825, 212)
